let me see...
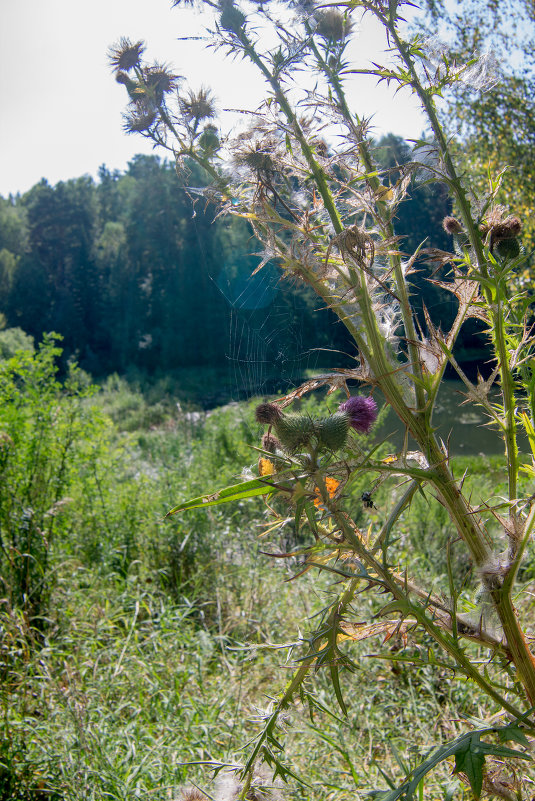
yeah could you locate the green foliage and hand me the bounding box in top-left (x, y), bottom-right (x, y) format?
top-left (0, 335), bottom-right (105, 622)
top-left (417, 0), bottom-right (535, 266)
top-left (0, 158), bottom-right (359, 383)
top-left (1, 356), bottom-right (533, 799)
top-left (0, 327), bottom-right (34, 360)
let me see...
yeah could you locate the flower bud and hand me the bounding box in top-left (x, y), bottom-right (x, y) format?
top-left (314, 412), bottom-right (350, 451)
top-left (220, 3), bottom-right (246, 34)
top-left (273, 414), bottom-right (315, 452)
top-left (199, 124), bottom-right (220, 154)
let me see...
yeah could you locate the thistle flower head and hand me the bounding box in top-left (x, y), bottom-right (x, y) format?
top-left (338, 395), bottom-right (377, 434)
top-left (443, 216), bottom-right (463, 234)
top-left (315, 10), bottom-right (353, 42)
top-left (261, 432), bottom-right (281, 452)
top-left (181, 87), bottom-right (217, 122)
top-left (255, 402), bottom-right (283, 425)
top-left (123, 106), bottom-right (158, 134)
top-left (142, 63), bottom-right (179, 103)
top-left (108, 38), bottom-right (145, 72)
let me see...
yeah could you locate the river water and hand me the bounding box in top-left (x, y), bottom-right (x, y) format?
top-left (376, 380), bottom-right (526, 457)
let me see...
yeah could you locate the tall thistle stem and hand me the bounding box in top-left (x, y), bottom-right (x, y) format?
top-left (306, 30), bottom-right (426, 413)
top-left (381, 10), bottom-right (535, 704)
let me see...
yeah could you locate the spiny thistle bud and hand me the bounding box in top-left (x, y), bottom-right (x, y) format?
top-left (314, 412), bottom-right (350, 451)
top-left (199, 124), bottom-right (220, 153)
top-left (495, 237), bottom-right (521, 260)
top-left (442, 216), bottom-right (463, 234)
top-left (219, 1), bottom-right (246, 34)
top-left (338, 395), bottom-right (377, 434)
top-left (273, 414), bottom-right (315, 452)
top-left (234, 143), bottom-right (275, 175)
top-left (108, 38), bottom-right (145, 72)
top-left (492, 216), bottom-right (522, 259)
top-left (255, 402), bottom-right (282, 425)
top-left (315, 10), bottom-right (353, 41)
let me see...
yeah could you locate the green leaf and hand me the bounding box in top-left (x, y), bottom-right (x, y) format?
top-left (498, 723), bottom-right (530, 747)
top-left (329, 662), bottom-right (348, 716)
top-left (166, 476), bottom-right (282, 515)
top-left (372, 725), bottom-right (530, 801)
top-left (454, 736), bottom-right (484, 799)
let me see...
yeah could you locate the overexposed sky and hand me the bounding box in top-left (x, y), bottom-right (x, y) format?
top-left (0, 0), bottom-right (427, 197)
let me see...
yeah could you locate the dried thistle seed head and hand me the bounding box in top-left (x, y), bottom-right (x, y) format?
top-left (338, 395), bottom-right (377, 434)
top-left (255, 402), bottom-right (283, 425)
top-left (261, 432), bottom-right (281, 452)
top-left (181, 87), bottom-right (216, 122)
top-left (178, 787), bottom-right (209, 801)
top-left (108, 37), bottom-right (145, 72)
top-left (313, 138), bottom-right (329, 158)
top-left (290, 0), bottom-right (317, 17)
top-left (215, 766), bottom-right (283, 801)
top-left (442, 216), bottom-right (463, 234)
top-left (315, 10), bottom-right (353, 41)
top-left (492, 216), bottom-right (522, 241)
top-left (143, 63), bottom-right (179, 102)
top-left (234, 141), bottom-right (275, 174)
top-left (115, 71), bottom-right (142, 103)
top-left (123, 106), bottom-right (157, 133)
top-left (116, 71), bottom-right (132, 87)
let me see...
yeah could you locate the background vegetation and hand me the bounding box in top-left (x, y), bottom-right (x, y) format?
top-left (2, 338), bottom-right (529, 800)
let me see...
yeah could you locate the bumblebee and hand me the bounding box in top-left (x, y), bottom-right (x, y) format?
top-left (361, 491), bottom-right (376, 509)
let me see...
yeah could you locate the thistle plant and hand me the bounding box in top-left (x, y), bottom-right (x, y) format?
top-left (112, 2), bottom-right (535, 797)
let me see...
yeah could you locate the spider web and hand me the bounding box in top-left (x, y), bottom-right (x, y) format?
top-left (218, 250), bottom-right (338, 405)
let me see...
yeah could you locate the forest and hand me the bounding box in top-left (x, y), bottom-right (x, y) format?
top-left (1, 0), bottom-right (535, 799)
top-left (0, 136), bottom-right (485, 401)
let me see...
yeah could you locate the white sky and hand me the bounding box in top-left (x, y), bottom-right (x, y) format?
top-left (0, 0), bottom-right (427, 197)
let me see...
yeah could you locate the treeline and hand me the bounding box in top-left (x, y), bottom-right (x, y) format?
top-left (0, 135), bottom-right (486, 393)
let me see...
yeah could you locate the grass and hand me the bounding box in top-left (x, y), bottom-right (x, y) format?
top-left (2, 368), bottom-right (535, 801)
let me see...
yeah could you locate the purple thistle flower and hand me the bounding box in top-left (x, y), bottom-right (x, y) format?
top-left (338, 395), bottom-right (377, 434)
